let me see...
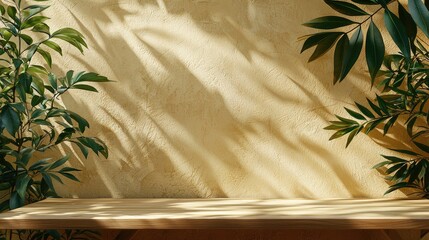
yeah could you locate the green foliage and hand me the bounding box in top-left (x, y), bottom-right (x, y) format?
top-left (0, 0), bottom-right (109, 239)
top-left (302, 0), bottom-right (429, 197)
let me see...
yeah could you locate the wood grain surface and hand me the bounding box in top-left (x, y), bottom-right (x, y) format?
top-left (1, 198), bottom-right (429, 230)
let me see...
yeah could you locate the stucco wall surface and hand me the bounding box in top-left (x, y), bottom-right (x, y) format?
top-left (46, 0), bottom-right (405, 198)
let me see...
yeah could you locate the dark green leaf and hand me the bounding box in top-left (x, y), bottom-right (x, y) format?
top-left (334, 34), bottom-right (348, 84)
top-left (303, 16), bottom-right (357, 29)
top-left (16, 175), bottom-right (31, 199)
top-left (324, 0), bottom-right (369, 16)
top-left (0, 105), bottom-right (20, 136)
top-left (366, 20), bottom-right (385, 83)
top-left (9, 191), bottom-right (24, 210)
top-left (49, 155), bottom-right (69, 170)
top-left (340, 26), bottom-right (363, 81)
top-left (351, 0), bottom-right (378, 5)
top-left (384, 9), bottom-right (411, 59)
top-left (37, 48), bottom-right (52, 67)
top-left (345, 107), bottom-right (366, 120)
top-left (301, 32), bottom-right (343, 53)
top-left (413, 141), bottom-right (429, 154)
top-left (398, 3), bottom-right (417, 53)
top-left (355, 102), bottom-right (375, 118)
top-left (408, 0), bottom-right (429, 38)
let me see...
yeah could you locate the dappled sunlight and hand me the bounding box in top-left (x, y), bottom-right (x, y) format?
top-left (36, 0), bottom-right (407, 199)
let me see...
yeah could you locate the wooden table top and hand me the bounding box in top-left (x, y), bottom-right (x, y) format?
top-left (1, 198), bottom-right (429, 229)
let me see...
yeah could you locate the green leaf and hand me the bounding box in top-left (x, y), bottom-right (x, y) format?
top-left (355, 102), bottom-right (375, 118)
top-left (72, 141), bottom-right (88, 158)
top-left (301, 32), bottom-right (343, 53)
top-left (366, 20), bottom-right (385, 83)
top-left (384, 9), bottom-right (411, 59)
top-left (334, 34), bottom-right (348, 84)
top-left (372, 160), bottom-right (391, 169)
top-left (21, 16), bottom-right (49, 29)
top-left (27, 44), bottom-right (39, 59)
top-left (324, 0), bottom-right (369, 16)
top-left (408, 0), bottom-right (429, 39)
top-left (59, 172), bottom-right (79, 182)
top-left (41, 172), bottom-right (55, 192)
top-left (384, 182), bottom-right (417, 195)
top-left (37, 48), bottom-right (52, 67)
top-left (0, 105), bottom-right (20, 136)
top-left (367, 98), bottom-right (383, 116)
top-left (386, 163), bottom-right (406, 174)
top-left (42, 40), bottom-right (62, 55)
top-left (71, 84), bottom-right (98, 92)
top-left (389, 148), bottom-right (419, 156)
top-left (345, 107), bottom-right (366, 120)
top-left (398, 3), bottom-right (417, 53)
top-left (384, 114), bottom-right (399, 135)
top-left (16, 175), bottom-right (31, 199)
top-left (68, 111), bottom-right (90, 132)
top-left (303, 16), bottom-right (357, 29)
top-left (75, 72), bottom-right (111, 83)
top-left (22, 5), bottom-right (49, 20)
top-left (308, 33), bottom-right (342, 62)
top-left (351, 0), bottom-right (378, 4)
top-left (9, 191), bottom-right (24, 210)
top-left (382, 155), bottom-right (408, 163)
top-left (49, 155), bottom-right (70, 170)
top-left (19, 34), bottom-right (33, 45)
top-left (413, 141), bottom-right (429, 154)
top-left (32, 22), bottom-right (50, 34)
top-left (340, 26), bottom-right (363, 81)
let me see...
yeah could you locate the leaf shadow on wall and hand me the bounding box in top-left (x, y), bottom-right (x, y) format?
top-left (53, 0), bottom-right (393, 198)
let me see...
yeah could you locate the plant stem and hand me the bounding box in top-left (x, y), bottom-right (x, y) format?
top-left (345, 0), bottom-right (398, 35)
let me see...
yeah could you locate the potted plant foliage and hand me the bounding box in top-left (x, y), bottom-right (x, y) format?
top-left (302, 0), bottom-right (429, 197)
top-left (0, 0), bottom-right (110, 239)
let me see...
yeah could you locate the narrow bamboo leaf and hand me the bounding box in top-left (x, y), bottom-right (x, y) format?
top-left (345, 107), bottom-right (366, 120)
top-left (413, 141), bottom-right (429, 154)
top-left (372, 160), bottom-right (391, 169)
top-left (367, 98), bottom-right (383, 116)
top-left (382, 155), bottom-right (408, 163)
top-left (384, 9), bottom-right (411, 59)
top-left (49, 155), bottom-right (70, 170)
top-left (324, 0), bottom-right (369, 16)
top-left (301, 32), bottom-right (343, 53)
top-left (303, 16), bottom-right (357, 29)
top-left (366, 20), bottom-right (385, 83)
top-left (59, 172), bottom-right (79, 182)
top-left (386, 163), bottom-right (406, 174)
top-left (355, 102), bottom-right (375, 118)
top-left (334, 34), bottom-right (348, 84)
top-left (409, 0), bottom-right (429, 38)
top-left (407, 116), bottom-right (417, 137)
top-left (383, 114), bottom-right (399, 135)
top-left (308, 33), bottom-right (342, 62)
top-left (351, 0), bottom-right (378, 4)
top-left (340, 26), bottom-right (363, 81)
top-left (398, 3), bottom-right (417, 53)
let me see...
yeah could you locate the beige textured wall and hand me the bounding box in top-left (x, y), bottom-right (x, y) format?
top-left (45, 0), bottom-right (405, 198)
